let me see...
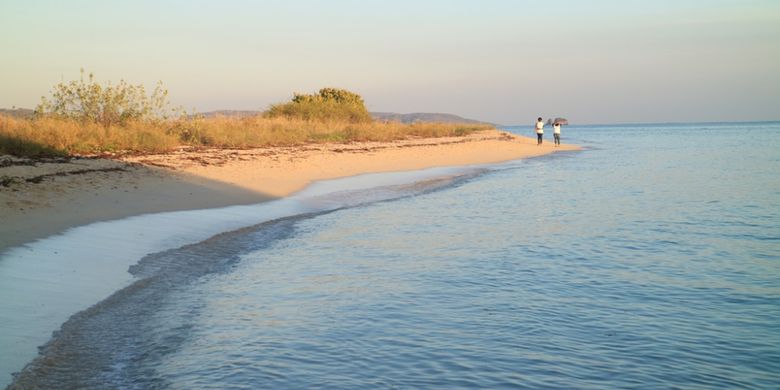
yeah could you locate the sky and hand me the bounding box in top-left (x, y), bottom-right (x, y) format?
top-left (1, 0), bottom-right (778, 125)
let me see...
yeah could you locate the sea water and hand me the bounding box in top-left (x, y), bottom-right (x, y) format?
top-left (4, 122), bottom-right (780, 389)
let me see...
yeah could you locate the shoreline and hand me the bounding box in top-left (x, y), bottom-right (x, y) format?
top-left (0, 129), bottom-right (578, 387)
top-left (1, 130), bottom-right (578, 251)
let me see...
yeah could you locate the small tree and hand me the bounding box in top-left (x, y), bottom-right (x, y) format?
top-left (35, 69), bottom-right (177, 127)
top-left (266, 88), bottom-right (372, 123)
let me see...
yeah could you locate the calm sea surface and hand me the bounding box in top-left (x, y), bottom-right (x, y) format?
top-left (7, 122), bottom-right (780, 389)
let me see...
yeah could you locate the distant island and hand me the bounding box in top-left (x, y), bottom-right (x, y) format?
top-left (371, 112), bottom-right (493, 125)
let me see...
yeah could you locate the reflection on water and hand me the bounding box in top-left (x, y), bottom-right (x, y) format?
top-left (7, 122), bottom-right (780, 388)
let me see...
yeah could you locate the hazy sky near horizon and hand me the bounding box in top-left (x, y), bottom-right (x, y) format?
top-left (1, 0), bottom-right (778, 124)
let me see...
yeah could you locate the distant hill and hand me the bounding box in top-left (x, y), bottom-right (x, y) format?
top-left (198, 110), bottom-right (263, 118)
top-left (198, 110), bottom-right (494, 125)
top-left (0, 108), bottom-right (34, 118)
top-left (5, 107), bottom-right (494, 125)
top-left (371, 112), bottom-right (492, 125)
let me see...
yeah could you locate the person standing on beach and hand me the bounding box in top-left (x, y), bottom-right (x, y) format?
top-left (553, 122), bottom-right (561, 146)
top-left (535, 117), bottom-right (544, 145)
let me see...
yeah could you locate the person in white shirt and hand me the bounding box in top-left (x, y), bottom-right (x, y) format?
top-left (553, 122), bottom-right (561, 146)
top-left (535, 117), bottom-right (544, 145)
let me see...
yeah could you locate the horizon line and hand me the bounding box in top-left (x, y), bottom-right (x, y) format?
top-left (2, 106), bottom-right (778, 128)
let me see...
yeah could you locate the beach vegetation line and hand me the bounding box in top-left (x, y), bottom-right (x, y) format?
top-left (0, 113), bottom-right (491, 157)
top-left (1, 73), bottom-right (492, 157)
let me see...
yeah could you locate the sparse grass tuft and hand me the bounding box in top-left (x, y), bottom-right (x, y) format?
top-left (0, 115), bottom-right (178, 156)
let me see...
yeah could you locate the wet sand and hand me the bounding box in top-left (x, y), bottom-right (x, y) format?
top-left (1, 130), bottom-right (577, 251)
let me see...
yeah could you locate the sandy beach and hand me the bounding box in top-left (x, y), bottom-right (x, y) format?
top-left (1, 130), bottom-right (577, 251)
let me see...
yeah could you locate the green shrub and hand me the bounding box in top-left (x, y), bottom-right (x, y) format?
top-left (35, 69), bottom-right (179, 127)
top-left (265, 88), bottom-right (372, 123)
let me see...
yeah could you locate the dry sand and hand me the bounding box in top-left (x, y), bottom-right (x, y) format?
top-left (1, 130), bottom-right (578, 251)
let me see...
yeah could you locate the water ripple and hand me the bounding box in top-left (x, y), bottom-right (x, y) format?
top-left (8, 123), bottom-right (780, 389)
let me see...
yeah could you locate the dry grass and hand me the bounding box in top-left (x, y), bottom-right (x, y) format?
top-left (0, 116), bottom-right (179, 157)
top-left (0, 114), bottom-right (494, 157)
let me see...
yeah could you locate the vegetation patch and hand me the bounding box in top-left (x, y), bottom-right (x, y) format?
top-left (0, 175), bottom-right (18, 187)
top-left (1, 73), bottom-right (495, 158)
top-left (265, 88), bottom-right (372, 123)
